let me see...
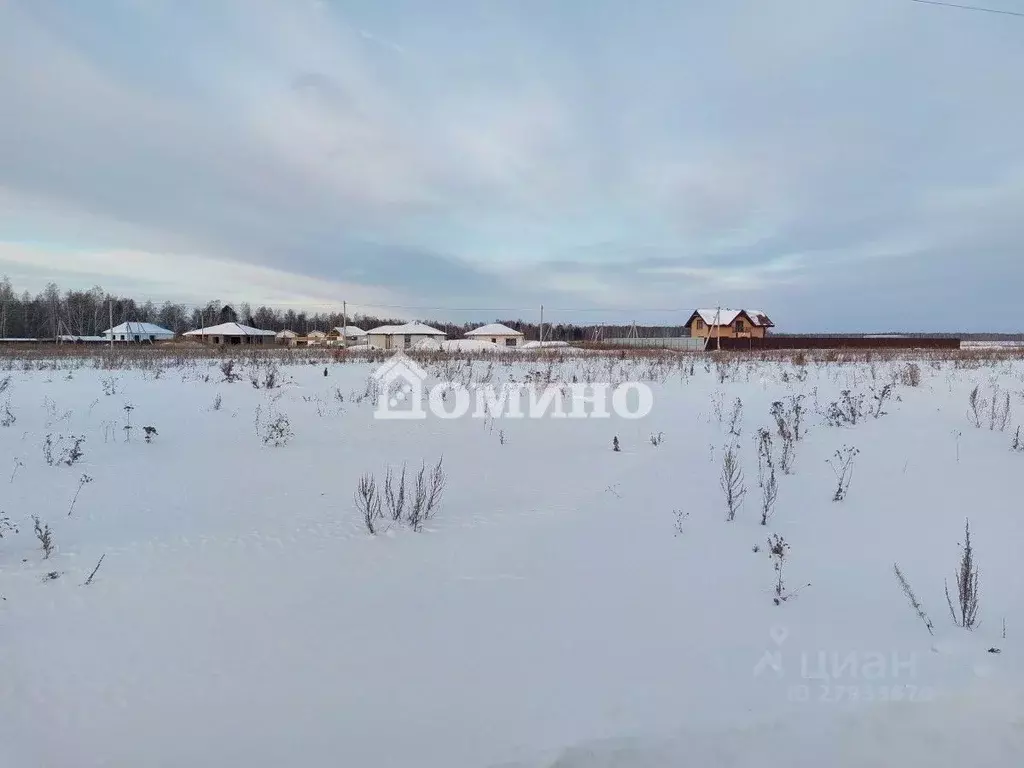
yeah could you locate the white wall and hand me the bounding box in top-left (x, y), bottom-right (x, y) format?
top-left (366, 334), bottom-right (445, 350)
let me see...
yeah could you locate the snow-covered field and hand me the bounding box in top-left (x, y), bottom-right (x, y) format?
top-left (2, 350), bottom-right (1023, 767)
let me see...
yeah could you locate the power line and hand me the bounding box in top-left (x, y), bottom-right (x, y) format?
top-left (342, 302), bottom-right (691, 315)
top-left (909, 0), bottom-right (1024, 18)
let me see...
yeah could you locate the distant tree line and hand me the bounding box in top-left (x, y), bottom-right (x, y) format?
top-left (0, 277), bottom-right (690, 342)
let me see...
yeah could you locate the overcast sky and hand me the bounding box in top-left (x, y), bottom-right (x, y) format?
top-left (1, 0), bottom-right (1022, 330)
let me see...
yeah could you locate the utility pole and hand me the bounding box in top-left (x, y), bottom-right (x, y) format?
top-left (109, 299), bottom-right (114, 350)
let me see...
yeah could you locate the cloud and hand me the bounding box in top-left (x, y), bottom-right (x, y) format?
top-left (0, 0), bottom-right (1022, 329)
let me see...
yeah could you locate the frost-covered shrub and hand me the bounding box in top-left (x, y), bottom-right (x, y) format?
top-left (249, 361), bottom-right (282, 390)
top-left (0, 511), bottom-right (17, 539)
top-left (826, 390), bottom-right (865, 427)
top-left (727, 398), bottom-right (743, 438)
top-left (33, 516), bottom-right (54, 559)
top-left (945, 518), bottom-right (980, 630)
top-left (43, 434), bottom-right (86, 467)
top-left (356, 458), bottom-right (447, 534)
top-left (897, 363), bottom-right (922, 387)
top-left (261, 412), bottom-right (293, 447)
top-left (356, 473), bottom-right (382, 535)
top-left (968, 384), bottom-right (1011, 432)
top-left (769, 402), bottom-right (796, 474)
top-left (220, 360), bottom-right (241, 383)
top-left (1, 401), bottom-right (15, 427)
top-left (869, 384), bottom-right (893, 418)
top-left (893, 563), bottom-right (935, 636)
top-left (827, 445), bottom-right (859, 502)
top-left (721, 441), bottom-right (746, 522)
top-left (755, 429), bottom-right (778, 526)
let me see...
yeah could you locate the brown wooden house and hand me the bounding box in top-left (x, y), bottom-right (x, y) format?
top-left (685, 309), bottom-right (774, 340)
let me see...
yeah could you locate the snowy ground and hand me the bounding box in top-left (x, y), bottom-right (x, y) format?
top-left (1, 351), bottom-right (1023, 767)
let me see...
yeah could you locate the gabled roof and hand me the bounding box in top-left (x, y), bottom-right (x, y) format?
top-left (687, 309), bottom-right (774, 328)
top-left (332, 325), bottom-right (366, 336)
top-left (745, 310), bottom-right (773, 327)
top-left (306, 330), bottom-right (327, 338)
top-left (103, 322), bottom-right (174, 336)
top-left (465, 323), bottom-right (524, 337)
top-left (365, 321), bottom-right (446, 336)
top-left (276, 329), bottom-right (299, 338)
top-left (183, 322), bottom-right (276, 337)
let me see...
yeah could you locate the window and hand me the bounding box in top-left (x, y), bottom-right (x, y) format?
top-left (134, 335), bottom-right (140, 342)
top-left (120, 335), bottom-right (126, 341)
top-left (491, 338), bottom-right (497, 343)
top-left (735, 320), bottom-right (745, 332)
top-left (695, 318), bottom-right (704, 330)
top-left (150, 335), bottom-right (155, 342)
top-left (404, 335), bottom-right (412, 347)
top-left (505, 338), bottom-right (517, 347)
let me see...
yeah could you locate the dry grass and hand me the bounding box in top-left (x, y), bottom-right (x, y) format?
top-left (5, 340), bottom-right (1024, 374)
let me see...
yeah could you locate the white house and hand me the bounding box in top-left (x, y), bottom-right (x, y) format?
top-left (183, 322), bottom-right (277, 346)
top-left (465, 322), bottom-right (525, 347)
top-left (329, 326), bottom-right (367, 346)
top-left (365, 321), bottom-right (446, 351)
top-left (103, 322), bottom-right (175, 343)
top-left (275, 329), bottom-right (299, 346)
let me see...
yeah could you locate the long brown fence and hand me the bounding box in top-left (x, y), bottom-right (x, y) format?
top-left (714, 336), bottom-right (961, 351)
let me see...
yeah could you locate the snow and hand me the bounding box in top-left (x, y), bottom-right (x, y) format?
top-left (520, 340), bottom-right (570, 349)
top-left (695, 308), bottom-right (743, 326)
top-left (103, 322), bottom-right (175, 338)
top-left (333, 325), bottom-right (367, 336)
top-left (366, 321), bottom-right (447, 336)
top-left (693, 309), bottom-right (773, 327)
top-left (414, 338), bottom-right (509, 352)
top-left (184, 322), bottom-right (276, 337)
top-left (466, 323), bottom-right (524, 337)
top-left (1, 352), bottom-right (1023, 767)
top-left (102, 323), bottom-right (174, 337)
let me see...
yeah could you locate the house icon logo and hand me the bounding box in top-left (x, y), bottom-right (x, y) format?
top-left (372, 352), bottom-right (429, 420)
top-left (753, 626), bottom-right (789, 678)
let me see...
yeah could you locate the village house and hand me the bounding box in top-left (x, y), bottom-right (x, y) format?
top-left (365, 321), bottom-right (446, 351)
top-left (102, 322), bottom-right (175, 343)
top-left (328, 326), bottom-right (367, 346)
top-left (275, 329), bottom-right (299, 346)
top-left (183, 322), bottom-right (277, 345)
top-left (684, 309), bottom-right (774, 340)
top-left (465, 322), bottom-right (525, 347)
